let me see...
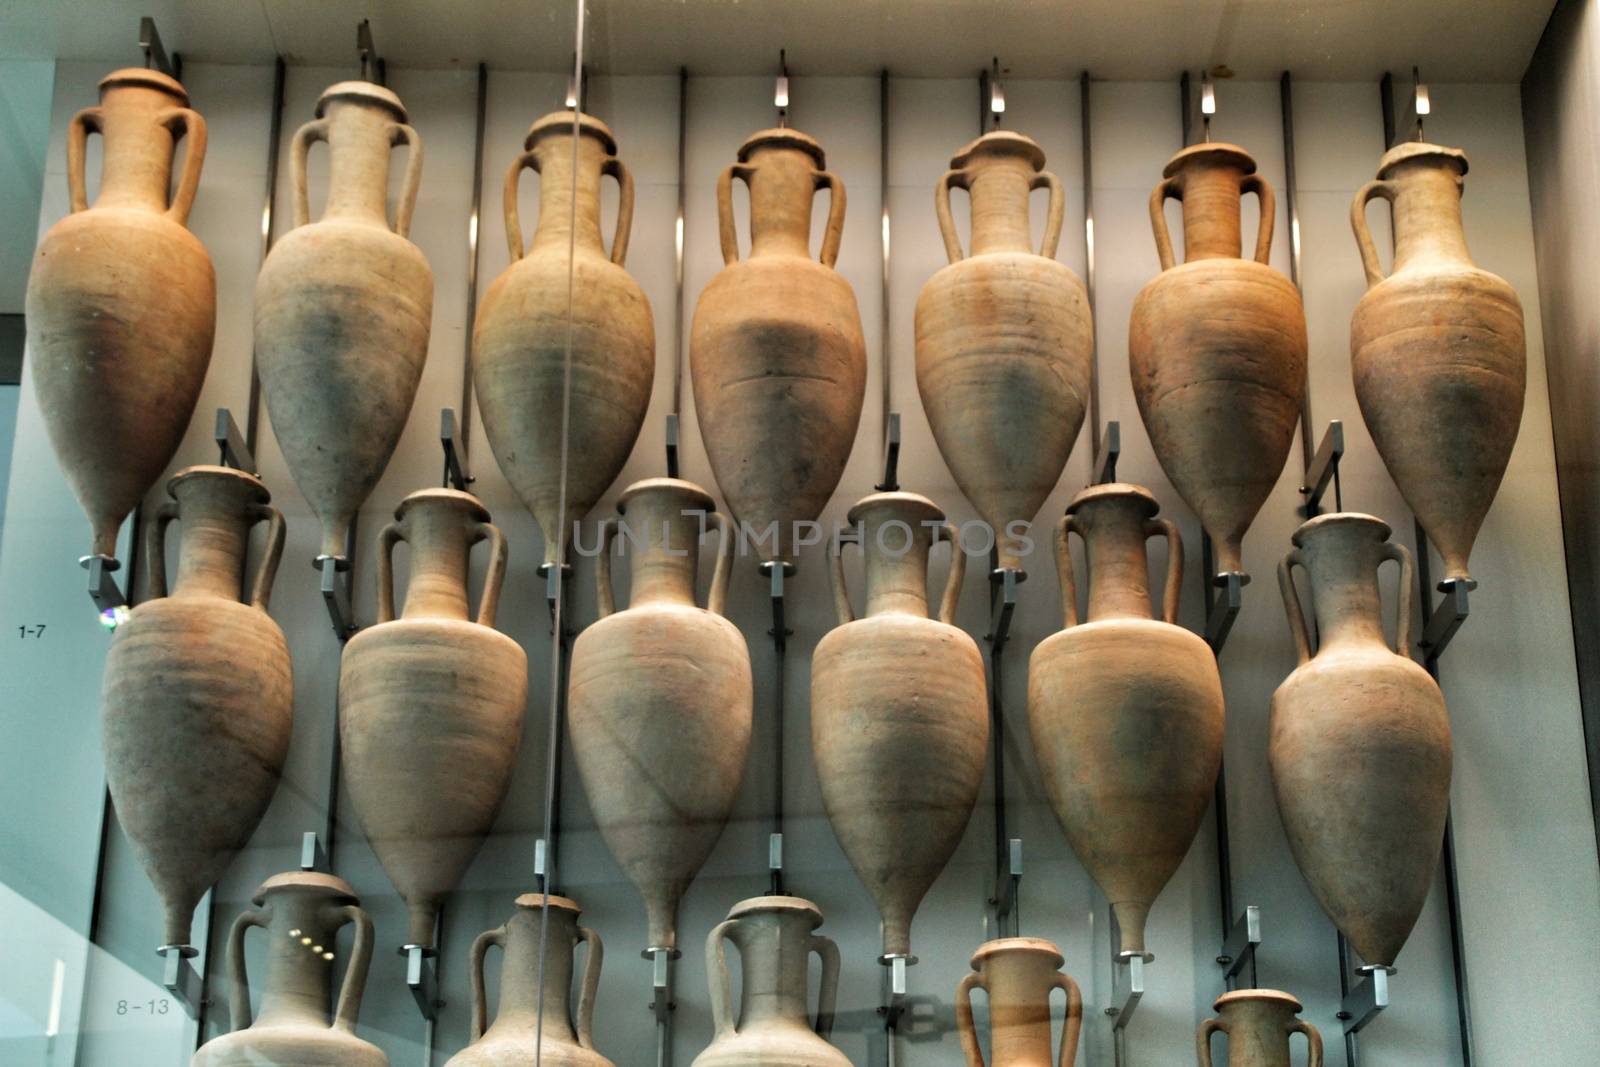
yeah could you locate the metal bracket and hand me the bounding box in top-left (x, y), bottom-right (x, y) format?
top-left (986, 567), bottom-right (1020, 652)
top-left (876, 412), bottom-right (902, 492)
top-left (440, 409), bottom-right (472, 491)
top-left (647, 946), bottom-right (677, 1022)
top-left (1339, 965), bottom-right (1393, 1035)
top-left (139, 17), bottom-right (179, 80)
top-left (534, 837), bottom-right (549, 890)
top-left (543, 562), bottom-right (572, 631)
top-left (1093, 420), bottom-right (1121, 485)
top-left (989, 838), bottom-right (1022, 936)
top-left (156, 944), bottom-right (203, 1019)
top-left (402, 944), bottom-right (439, 1021)
top-left (1299, 420), bottom-right (1344, 517)
top-left (1217, 904), bottom-right (1262, 985)
top-left (1106, 951), bottom-right (1149, 1031)
top-left (82, 554), bottom-right (128, 619)
top-left (357, 19), bottom-right (383, 85)
top-left (766, 560), bottom-right (794, 652)
top-left (879, 953), bottom-right (914, 1030)
top-left (1420, 578), bottom-right (1470, 666)
top-left (768, 831), bottom-right (784, 876)
top-left (1205, 572), bottom-right (1244, 653)
top-left (298, 831), bottom-right (328, 873)
top-left (318, 555), bottom-right (356, 640)
top-left (214, 408), bottom-right (257, 474)
top-left (665, 413), bottom-right (680, 479)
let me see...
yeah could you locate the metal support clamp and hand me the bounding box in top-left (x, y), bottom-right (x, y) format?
top-left (879, 953), bottom-right (914, 1030)
top-left (987, 567), bottom-right (1020, 652)
top-left (763, 560), bottom-right (795, 893)
top-left (318, 555), bottom-right (356, 640)
top-left (1339, 965), bottom-right (1393, 1035)
top-left (648, 947), bottom-right (678, 1067)
top-left (543, 562), bottom-right (572, 630)
top-left (1106, 952), bottom-right (1150, 1031)
top-left (1420, 579), bottom-right (1471, 666)
top-left (1205, 572), bottom-right (1244, 653)
top-left (214, 408), bottom-right (257, 474)
top-left (665, 413), bottom-right (680, 479)
top-left (1299, 421), bottom-right (1345, 517)
top-left (876, 412), bottom-right (902, 492)
top-left (138, 17), bottom-right (179, 80)
top-left (440, 409), bottom-right (472, 491)
top-left (299, 831), bottom-right (329, 873)
top-left (989, 838), bottom-right (1022, 937)
top-left (1217, 904), bottom-right (1262, 986)
top-left (156, 944), bottom-right (203, 1019)
top-left (83, 554), bottom-right (128, 618)
top-left (402, 944), bottom-right (439, 1021)
top-left (1092, 421), bottom-right (1121, 485)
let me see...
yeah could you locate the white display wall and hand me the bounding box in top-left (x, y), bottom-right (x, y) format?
top-left (0, 55), bottom-right (1596, 1067)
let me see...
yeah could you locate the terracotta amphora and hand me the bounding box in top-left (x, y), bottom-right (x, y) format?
top-left (691, 896), bottom-right (848, 1067)
top-left (1351, 141), bottom-right (1525, 588)
top-left (102, 465), bottom-right (290, 947)
top-left (1198, 989), bottom-right (1322, 1067)
top-left (812, 492), bottom-right (987, 958)
top-left (916, 131), bottom-right (1093, 572)
top-left (445, 894), bottom-right (611, 1067)
top-left (1028, 483), bottom-right (1223, 957)
top-left (255, 81), bottom-right (433, 562)
top-left (568, 479), bottom-right (751, 952)
top-left (691, 128), bottom-right (866, 565)
top-left (1129, 143), bottom-right (1307, 578)
top-left (955, 938), bottom-right (1083, 1067)
top-left (475, 111), bottom-right (655, 568)
top-left (1271, 513), bottom-right (1451, 968)
top-left (192, 872), bottom-right (385, 1067)
top-left (27, 69), bottom-right (215, 560)
top-left (339, 489), bottom-right (526, 948)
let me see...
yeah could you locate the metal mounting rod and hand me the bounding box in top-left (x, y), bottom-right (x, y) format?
top-left (775, 49), bottom-right (790, 128)
top-left (1092, 421), bottom-right (1121, 486)
top-left (214, 408), bottom-right (257, 474)
top-left (649, 947), bottom-right (678, 1067)
top-left (299, 831), bottom-right (329, 873)
top-left (1299, 420), bottom-right (1345, 518)
top-left (138, 17), bottom-right (179, 80)
top-left (1339, 964), bottom-right (1393, 1035)
top-left (1205, 569), bottom-right (1244, 653)
top-left (879, 953), bottom-right (913, 1030)
top-left (440, 409), bottom-right (472, 491)
top-left (247, 55), bottom-right (287, 455)
top-left (875, 413), bottom-right (902, 492)
top-left (985, 563), bottom-right (1020, 934)
top-left (664, 413), bottom-right (680, 479)
top-left (1217, 904), bottom-right (1262, 988)
top-left (83, 553), bottom-right (128, 617)
top-left (357, 19), bottom-right (380, 84)
top-left (156, 944), bottom-right (203, 1019)
top-left (403, 943), bottom-right (440, 1022)
top-left (989, 837), bottom-right (1023, 938)
top-left (318, 554), bottom-right (356, 640)
top-left (458, 62), bottom-right (487, 462)
top-left (764, 560), bottom-right (795, 894)
top-left (539, 560), bottom-right (575, 897)
top-left (1420, 576), bottom-right (1471, 666)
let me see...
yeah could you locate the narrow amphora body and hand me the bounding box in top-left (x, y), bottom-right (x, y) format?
top-left (1027, 483), bottom-right (1223, 956)
top-left (102, 465), bottom-right (290, 947)
top-left (691, 128), bottom-right (866, 564)
top-left (339, 489), bottom-right (526, 948)
top-left (28, 68), bottom-right (215, 558)
top-left (1351, 141), bottom-right (1525, 587)
top-left (1270, 513), bottom-right (1451, 968)
top-left (916, 130), bottom-right (1093, 572)
top-left (1129, 142), bottom-right (1307, 577)
top-left (475, 111), bottom-right (655, 567)
top-left (255, 80), bottom-right (433, 561)
top-left (567, 479), bottom-right (751, 952)
top-left (811, 492), bottom-right (987, 957)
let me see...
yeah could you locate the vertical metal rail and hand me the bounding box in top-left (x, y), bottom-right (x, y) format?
top-left (879, 68), bottom-right (891, 464)
top-left (673, 67), bottom-right (688, 423)
top-left (246, 55), bottom-right (287, 453)
top-left (460, 63), bottom-right (488, 462)
top-left (1081, 72), bottom-right (1100, 444)
top-left (1280, 71), bottom-right (1314, 471)
top-left (1374, 68), bottom-right (1476, 1067)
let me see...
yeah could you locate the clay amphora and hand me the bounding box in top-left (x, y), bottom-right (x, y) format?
top-left (568, 479), bottom-right (751, 951)
top-left (812, 492), bottom-right (987, 957)
top-left (916, 131), bottom-right (1093, 572)
top-left (339, 489), bottom-right (526, 948)
top-left (1027, 484), bottom-right (1223, 957)
top-left (1129, 143), bottom-right (1307, 577)
top-left (255, 81), bottom-right (433, 561)
top-left (102, 466), bottom-right (290, 947)
top-left (445, 894), bottom-right (610, 1067)
top-left (1198, 989), bottom-right (1322, 1067)
top-left (1271, 513), bottom-right (1451, 967)
top-left (475, 111), bottom-right (654, 568)
top-left (691, 129), bottom-right (866, 564)
top-left (691, 896), bottom-right (847, 1067)
top-left (955, 938), bottom-right (1083, 1067)
top-left (192, 872), bottom-right (385, 1067)
top-left (1351, 142), bottom-right (1525, 587)
top-left (27, 69), bottom-right (215, 559)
